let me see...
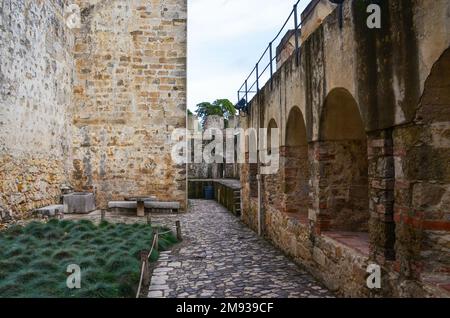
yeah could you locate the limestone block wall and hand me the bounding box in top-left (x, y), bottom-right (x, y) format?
top-left (0, 0), bottom-right (74, 217)
top-left (71, 0), bottom-right (187, 210)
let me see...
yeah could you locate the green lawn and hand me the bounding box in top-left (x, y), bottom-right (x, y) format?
top-left (0, 219), bottom-right (177, 298)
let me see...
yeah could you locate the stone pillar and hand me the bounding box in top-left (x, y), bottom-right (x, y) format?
top-left (309, 141), bottom-right (328, 235)
top-left (311, 141), bottom-right (334, 235)
top-left (368, 130), bottom-right (396, 263)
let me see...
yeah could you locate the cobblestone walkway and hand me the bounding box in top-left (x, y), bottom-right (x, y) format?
top-left (147, 200), bottom-right (333, 298)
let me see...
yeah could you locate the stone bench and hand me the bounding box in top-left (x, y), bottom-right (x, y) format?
top-left (145, 201), bottom-right (180, 213)
top-left (108, 201), bottom-right (180, 214)
top-left (34, 205), bottom-right (64, 218)
top-left (108, 201), bottom-right (138, 209)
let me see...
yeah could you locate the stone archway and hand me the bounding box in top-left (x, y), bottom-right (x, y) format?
top-left (283, 107), bottom-right (309, 223)
top-left (318, 88), bottom-right (369, 233)
top-left (394, 48), bottom-right (450, 284)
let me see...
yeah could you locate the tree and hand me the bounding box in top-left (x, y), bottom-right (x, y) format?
top-left (195, 99), bottom-right (236, 127)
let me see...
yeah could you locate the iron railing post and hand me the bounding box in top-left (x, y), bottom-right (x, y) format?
top-left (245, 80), bottom-right (248, 105)
top-left (256, 63), bottom-right (259, 93)
top-left (294, 4), bottom-right (299, 66)
top-left (269, 42), bottom-right (273, 89)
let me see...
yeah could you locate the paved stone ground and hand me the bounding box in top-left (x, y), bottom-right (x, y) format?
top-left (147, 200), bottom-right (334, 298)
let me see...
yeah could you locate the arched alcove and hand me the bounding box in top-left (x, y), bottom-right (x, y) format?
top-left (283, 107), bottom-right (309, 222)
top-left (319, 88), bottom-right (369, 233)
top-left (267, 119), bottom-right (278, 154)
top-left (263, 119), bottom-right (280, 208)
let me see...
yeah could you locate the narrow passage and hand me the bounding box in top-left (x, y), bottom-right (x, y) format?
top-left (148, 200), bottom-right (333, 298)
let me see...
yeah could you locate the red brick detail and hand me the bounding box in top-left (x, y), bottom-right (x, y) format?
top-left (393, 260), bottom-right (401, 273)
top-left (394, 214), bottom-right (450, 231)
top-left (395, 180), bottom-right (410, 189)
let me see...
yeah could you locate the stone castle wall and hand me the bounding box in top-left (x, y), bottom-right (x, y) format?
top-left (71, 0), bottom-right (187, 210)
top-left (0, 0), bottom-right (187, 217)
top-left (240, 0), bottom-right (450, 297)
top-left (0, 0), bottom-right (74, 217)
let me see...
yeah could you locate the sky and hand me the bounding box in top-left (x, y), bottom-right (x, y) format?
top-left (187, 0), bottom-right (310, 113)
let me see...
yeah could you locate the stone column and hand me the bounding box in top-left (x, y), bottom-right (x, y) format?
top-left (309, 141), bottom-right (335, 235)
top-left (368, 130), bottom-right (396, 263)
top-left (310, 141), bottom-right (333, 235)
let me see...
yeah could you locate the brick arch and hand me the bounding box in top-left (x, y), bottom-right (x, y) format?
top-left (316, 88), bottom-right (369, 233)
top-left (394, 47), bottom-right (450, 285)
top-left (282, 106), bottom-right (309, 223)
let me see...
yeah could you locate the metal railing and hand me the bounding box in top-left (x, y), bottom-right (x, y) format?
top-left (237, 0), bottom-right (313, 109)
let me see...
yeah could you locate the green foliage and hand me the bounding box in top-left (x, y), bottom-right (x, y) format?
top-left (0, 220), bottom-right (177, 298)
top-left (195, 99), bottom-right (236, 127)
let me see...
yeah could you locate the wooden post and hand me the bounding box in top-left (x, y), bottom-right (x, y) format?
top-left (137, 200), bottom-right (145, 217)
top-left (146, 213), bottom-right (152, 225)
top-left (154, 229), bottom-right (159, 252)
top-left (140, 250), bottom-right (150, 286)
top-left (176, 220), bottom-right (182, 241)
top-left (101, 209), bottom-right (106, 222)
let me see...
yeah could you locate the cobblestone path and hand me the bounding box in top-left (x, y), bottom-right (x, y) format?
top-left (147, 200), bottom-right (333, 298)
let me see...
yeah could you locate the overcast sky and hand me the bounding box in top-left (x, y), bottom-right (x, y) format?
top-left (187, 0), bottom-right (310, 112)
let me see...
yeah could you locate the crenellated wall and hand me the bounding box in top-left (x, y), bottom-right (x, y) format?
top-left (240, 0), bottom-right (450, 297)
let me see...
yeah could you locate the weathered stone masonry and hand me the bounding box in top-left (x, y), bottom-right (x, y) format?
top-left (72, 0), bottom-right (187, 210)
top-left (0, 0), bottom-right (74, 216)
top-left (240, 0), bottom-right (450, 297)
top-left (0, 0), bottom-right (187, 217)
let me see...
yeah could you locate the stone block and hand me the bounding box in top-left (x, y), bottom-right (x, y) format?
top-left (35, 205), bottom-right (64, 217)
top-left (0, 205), bottom-right (12, 222)
top-left (108, 201), bottom-right (137, 209)
top-left (313, 247), bottom-right (327, 267)
top-left (63, 192), bottom-right (96, 214)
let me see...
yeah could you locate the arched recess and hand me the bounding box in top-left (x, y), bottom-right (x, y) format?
top-left (263, 119), bottom-right (281, 208)
top-left (283, 106), bottom-right (309, 222)
top-left (267, 119), bottom-right (278, 154)
top-left (318, 88), bottom-right (369, 232)
top-left (394, 48), bottom-right (450, 283)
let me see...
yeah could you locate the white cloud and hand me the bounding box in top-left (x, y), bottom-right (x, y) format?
top-left (189, 0), bottom-right (296, 43)
top-left (188, 0), bottom-right (310, 111)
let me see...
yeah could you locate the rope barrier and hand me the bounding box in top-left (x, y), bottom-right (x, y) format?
top-left (135, 261), bottom-right (146, 298)
top-left (136, 232), bottom-right (158, 298)
top-left (135, 221), bottom-right (181, 298)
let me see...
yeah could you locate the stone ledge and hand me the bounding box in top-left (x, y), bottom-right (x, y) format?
top-left (34, 205), bottom-right (64, 217)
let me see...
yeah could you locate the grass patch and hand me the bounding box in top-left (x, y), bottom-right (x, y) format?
top-left (0, 220), bottom-right (177, 298)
